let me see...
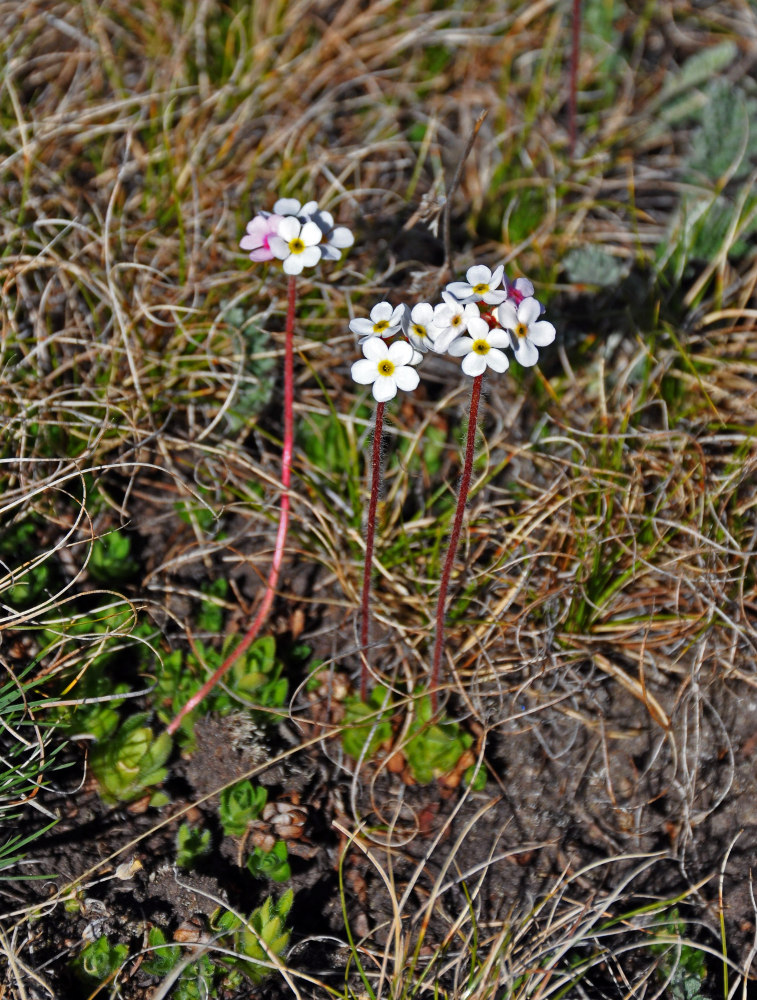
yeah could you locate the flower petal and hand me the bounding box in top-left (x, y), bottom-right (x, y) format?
top-left (349, 318), bottom-right (375, 336)
top-left (298, 246), bottom-right (321, 267)
top-left (447, 336), bottom-right (474, 357)
top-left (249, 248), bottom-right (275, 261)
top-left (276, 216), bottom-right (300, 240)
top-left (351, 359), bottom-right (378, 384)
top-left (490, 264), bottom-right (504, 288)
top-left (513, 277), bottom-right (534, 297)
top-left (300, 221), bottom-right (323, 246)
top-left (462, 352), bottom-right (487, 376)
top-left (481, 289), bottom-right (508, 305)
top-left (388, 340), bottom-right (413, 366)
top-left (512, 338), bottom-right (539, 367)
top-left (373, 376), bottom-right (397, 402)
top-left (394, 365), bottom-right (420, 392)
top-left (527, 321), bottom-right (556, 346)
top-left (465, 316), bottom-right (490, 339)
top-left (371, 301), bottom-right (394, 321)
top-left (432, 328), bottom-right (460, 353)
top-left (411, 302), bottom-right (434, 325)
top-left (445, 282), bottom-right (473, 300)
top-left (283, 255), bottom-right (304, 275)
top-left (518, 296), bottom-right (541, 325)
top-left (486, 348), bottom-right (509, 373)
top-left (496, 302), bottom-right (519, 329)
top-left (362, 337), bottom-right (389, 361)
top-left (273, 198), bottom-right (302, 216)
top-left (466, 264), bottom-right (491, 286)
top-left (485, 329), bottom-right (509, 349)
top-left (240, 235), bottom-right (259, 250)
top-left (268, 236), bottom-right (289, 259)
top-left (330, 226), bottom-right (354, 248)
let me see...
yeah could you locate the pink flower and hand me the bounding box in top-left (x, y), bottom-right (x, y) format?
top-left (240, 214), bottom-right (283, 262)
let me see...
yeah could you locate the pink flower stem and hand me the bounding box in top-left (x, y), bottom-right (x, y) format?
top-left (166, 275), bottom-right (297, 736)
top-left (569, 0), bottom-right (581, 157)
top-left (359, 400), bottom-right (385, 701)
top-left (429, 374), bottom-right (482, 713)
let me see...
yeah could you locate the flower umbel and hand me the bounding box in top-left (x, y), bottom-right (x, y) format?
top-left (496, 297), bottom-right (556, 367)
top-left (352, 337), bottom-right (420, 402)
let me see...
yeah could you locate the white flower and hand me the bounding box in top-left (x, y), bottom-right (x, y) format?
top-left (351, 337), bottom-right (420, 403)
top-left (447, 317), bottom-right (510, 377)
top-left (272, 198), bottom-right (353, 261)
top-left (496, 297), bottom-right (555, 368)
top-left (432, 292), bottom-right (481, 353)
top-left (350, 301), bottom-right (405, 343)
top-left (445, 265), bottom-right (507, 305)
top-left (268, 216), bottom-right (323, 275)
top-left (401, 302), bottom-right (436, 355)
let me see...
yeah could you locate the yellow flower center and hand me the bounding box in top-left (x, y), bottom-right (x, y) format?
top-left (514, 322), bottom-right (528, 339)
top-left (451, 315), bottom-right (462, 327)
top-left (472, 283), bottom-right (489, 295)
top-left (471, 339), bottom-right (490, 355)
top-left (411, 324), bottom-right (426, 338)
top-left (288, 237), bottom-right (305, 254)
top-left (378, 359), bottom-right (395, 376)
top-left (373, 319), bottom-right (390, 333)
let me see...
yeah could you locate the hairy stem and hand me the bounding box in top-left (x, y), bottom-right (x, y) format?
top-left (429, 374), bottom-right (482, 712)
top-left (359, 400), bottom-right (385, 701)
top-left (166, 275), bottom-right (297, 736)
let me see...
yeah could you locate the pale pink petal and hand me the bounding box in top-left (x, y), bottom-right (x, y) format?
top-left (513, 277), bottom-right (534, 297)
top-left (249, 247), bottom-right (275, 261)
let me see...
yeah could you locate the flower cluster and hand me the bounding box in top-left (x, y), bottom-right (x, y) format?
top-left (241, 198), bottom-right (354, 275)
top-left (350, 265), bottom-right (556, 400)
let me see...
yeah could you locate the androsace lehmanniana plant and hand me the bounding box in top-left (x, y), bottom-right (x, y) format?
top-left (351, 266), bottom-right (555, 713)
top-left (350, 334), bottom-right (421, 699)
top-left (166, 197), bottom-right (353, 736)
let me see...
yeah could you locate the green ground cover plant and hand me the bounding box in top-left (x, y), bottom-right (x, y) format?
top-left (3, 0), bottom-right (757, 998)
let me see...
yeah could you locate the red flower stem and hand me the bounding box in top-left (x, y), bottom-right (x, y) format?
top-left (569, 0), bottom-right (581, 157)
top-left (429, 374), bottom-right (483, 713)
top-left (166, 275), bottom-right (297, 736)
top-left (359, 400), bottom-right (385, 701)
